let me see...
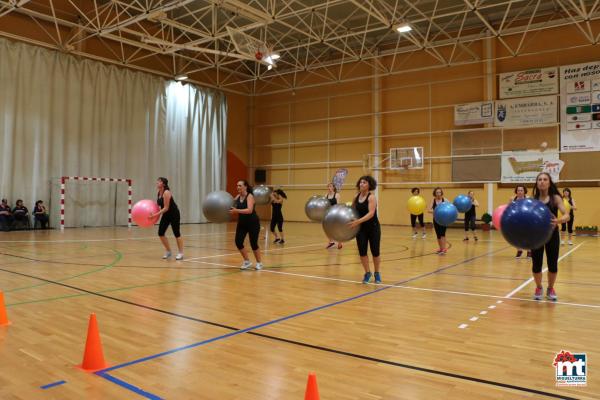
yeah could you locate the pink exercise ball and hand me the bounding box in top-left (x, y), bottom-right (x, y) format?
top-left (492, 204), bottom-right (508, 231)
top-left (132, 199), bottom-right (160, 228)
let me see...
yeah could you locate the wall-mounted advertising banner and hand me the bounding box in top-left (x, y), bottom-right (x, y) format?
top-left (454, 101), bottom-right (494, 125)
top-left (499, 67), bottom-right (558, 99)
top-left (501, 151), bottom-right (564, 183)
top-left (560, 61), bottom-right (600, 152)
top-left (494, 95), bottom-right (557, 127)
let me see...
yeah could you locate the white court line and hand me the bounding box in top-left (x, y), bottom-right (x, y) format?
top-left (257, 267), bottom-right (600, 309)
top-left (0, 231), bottom-right (233, 244)
top-left (469, 317), bottom-right (479, 321)
top-left (458, 324), bottom-right (468, 329)
top-left (183, 242), bottom-right (324, 262)
top-left (503, 243), bottom-right (584, 299)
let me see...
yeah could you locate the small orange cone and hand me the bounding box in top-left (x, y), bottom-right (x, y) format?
top-left (76, 313), bottom-right (108, 372)
top-left (304, 372), bottom-right (320, 400)
top-left (0, 291), bottom-right (11, 326)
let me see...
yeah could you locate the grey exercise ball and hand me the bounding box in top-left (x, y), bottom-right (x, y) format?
top-left (305, 195), bottom-right (331, 222)
top-left (253, 185), bottom-right (272, 205)
top-left (322, 204), bottom-right (359, 242)
top-left (202, 191), bottom-right (234, 223)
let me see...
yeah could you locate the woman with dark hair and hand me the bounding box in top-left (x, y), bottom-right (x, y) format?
top-left (348, 175), bottom-right (381, 284)
top-left (410, 187), bottom-right (426, 239)
top-left (33, 200), bottom-right (49, 229)
top-left (512, 185), bottom-right (531, 258)
top-left (561, 188), bottom-right (576, 246)
top-left (270, 189), bottom-right (286, 244)
top-left (150, 177), bottom-right (184, 260)
top-left (230, 180), bottom-right (263, 270)
top-left (0, 199), bottom-right (13, 231)
top-left (325, 182), bottom-right (342, 249)
top-left (531, 172), bottom-right (569, 301)
top-left (463, 191), bottom-right (479, 242)
top-left (12, 200), bottom-right (29, 229)
top-left (427, 187), bottom-right (448, 255)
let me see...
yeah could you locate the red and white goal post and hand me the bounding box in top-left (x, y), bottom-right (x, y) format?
top-left (60, 176), bottom-right (133, 230)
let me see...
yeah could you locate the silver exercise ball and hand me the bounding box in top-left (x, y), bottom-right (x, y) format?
top-left (202, 190), bottom-right (234, 223)
top-left (322, 204), bottom-right (359, 242)
top-left (305, 195), bottom-right (331, 222)
top-left (253, 185), bottom-right (272, 205)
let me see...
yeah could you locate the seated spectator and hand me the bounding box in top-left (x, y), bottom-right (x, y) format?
top-left (12, 199), bottom-right (30, 229)
top-left (33, 200), bottom-right (49, 229)
top-left (0, 199), bottom-right (13, 231)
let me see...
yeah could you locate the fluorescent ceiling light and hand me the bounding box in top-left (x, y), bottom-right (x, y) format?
top-left (174, 74), bottom-right (188, 81)
top-left (396, 24), bottom-right (412, 33)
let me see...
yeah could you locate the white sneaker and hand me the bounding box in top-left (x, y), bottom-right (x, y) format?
top-left (162, 251), bottom-right (172, 259)
top-left (412, 233), bottom-right (417, 239)
top-left (255, 262), bottom-right (263, 270)
top-left (240, 260), bottom-right (252, 270)
top-left (568, 240), bottom-right (573, 245)
top-left (561, 241), bottom-right (565, 245)
top-left (175, 253), bottom-right (184, 260)
top-left (422, 233), bottom-right (426, 239)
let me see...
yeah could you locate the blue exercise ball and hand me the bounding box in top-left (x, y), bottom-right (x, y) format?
top-left (453, 195), bottom-right (472, 213)
top-left (500, 199), bottom-right (554, 250)
top-left (434, 202), bottom-right (459, 226)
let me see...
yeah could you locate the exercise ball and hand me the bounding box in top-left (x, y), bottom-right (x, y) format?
top-left (433, 202), bottom-right (458, 226)
top-left (305, 195), bottom-right (331, 222)
top-left (322, 204), bottom-right (359, 242)
top-left (132, 199), bottom-right (160, 228)
top-left (453, 195), bottom-right (472, 213)
top-left (253, 185), bottom-right (272, 205)
top-left (558, 198), bottom-right (572, 219)
top-left (407, 195), bottom-right (426, 215)
top-left (202, 191), bottom-right (234, 223)
top-left (501, 199), bottom-right (553, 250)
top-left (492, 204), bottom-right (508, 230)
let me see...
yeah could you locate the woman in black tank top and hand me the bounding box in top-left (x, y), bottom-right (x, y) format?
top-left (270, 189), bottom-right (286, 244)
top-left (427, 187), bottom-right (448, 255)
top-left (531, 172), bottom-right (570, 301)
top-left (560, 188), bottom-right (577, 245)
top-left (229, 180), bottom-right (263, 270)
top-left (152, 177), bottom-right (184, 260)
top-left (325, 183), bottom-right (342, 249)
top-left (348, 175), bottom-right (381, 284)
top-left (511, 185), bottom-right (531, 258)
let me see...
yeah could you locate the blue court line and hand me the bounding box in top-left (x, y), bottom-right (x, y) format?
top-left (40, 380), bottom-right (66, 389)
top-left (96, 247), bottom-right (508, 398)
top-left (98, 372), bottom-right (163, 400)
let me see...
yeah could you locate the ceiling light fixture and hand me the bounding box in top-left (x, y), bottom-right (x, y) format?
top-left (174, 74), bottom-right (188, 81)
top-left (396, 24), bottom-right (412, 33)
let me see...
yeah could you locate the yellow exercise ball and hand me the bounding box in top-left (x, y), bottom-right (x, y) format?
top-left (558, 198), bottom-right (571, 219)
top-left (407, 195), bottom-right (426, 215)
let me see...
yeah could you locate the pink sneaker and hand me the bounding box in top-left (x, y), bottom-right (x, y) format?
top-left (534, 287), bottom-right (543, 300)
top-left (546, 288), bottom-right (557, 301)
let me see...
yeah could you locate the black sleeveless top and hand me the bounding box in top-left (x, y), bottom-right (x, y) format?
top-left (326, 193), bottom-right (337, 206)
top-left (157, 190), bottom-right (179, 217)
top-left (271, 202), bottom-right (283, 219)
top-left (566, 198), bottom-right (574, 216)
top-left (235, 194), bottom-right (258, 224)
top-left (355, 192), bottom-right (379, 230)
top-left (538, 196), bottom-right (559, 231)
top-left (465, 201), bottom-right (476, 218)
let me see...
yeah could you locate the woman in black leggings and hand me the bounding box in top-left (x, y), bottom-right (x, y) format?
top-left (349, 176), bottom-right (381, 284)
top-left (427, 187), bottom-right (448, 255)
top-left (561, 188), bottom-right (576, 246)
top-left (270, 189), bottom-right (286, 244)
top-left (151, 177), bottom-right (184, 260)
top-left (410, 188), bottom-right (426, 239)
top-left (531, 172), bottom-right (570, 301)
top-left (463, 191), bottom-right (479, 242)
top-left (229, 180), bottom-right (263, 270)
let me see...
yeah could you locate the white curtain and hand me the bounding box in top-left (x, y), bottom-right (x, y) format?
top-left (0, 38), bottom-right (227, 227)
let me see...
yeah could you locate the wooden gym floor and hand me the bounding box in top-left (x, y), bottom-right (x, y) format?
top-left (0, 222), bottom-right (598, 399)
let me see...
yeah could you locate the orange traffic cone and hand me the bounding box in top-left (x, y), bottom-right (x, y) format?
top-left (304, 372), bottom-right (320, 400)
top-left (76, 313), bottom-right (108, 372)
top-left (0, 291), bottom-right (11, 326)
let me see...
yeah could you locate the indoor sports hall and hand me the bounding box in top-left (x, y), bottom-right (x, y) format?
top-left (0, 1), bottom-right (599, 399)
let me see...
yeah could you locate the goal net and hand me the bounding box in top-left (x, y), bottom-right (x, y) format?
top-left (51, 176), bottom-right (132, 229)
